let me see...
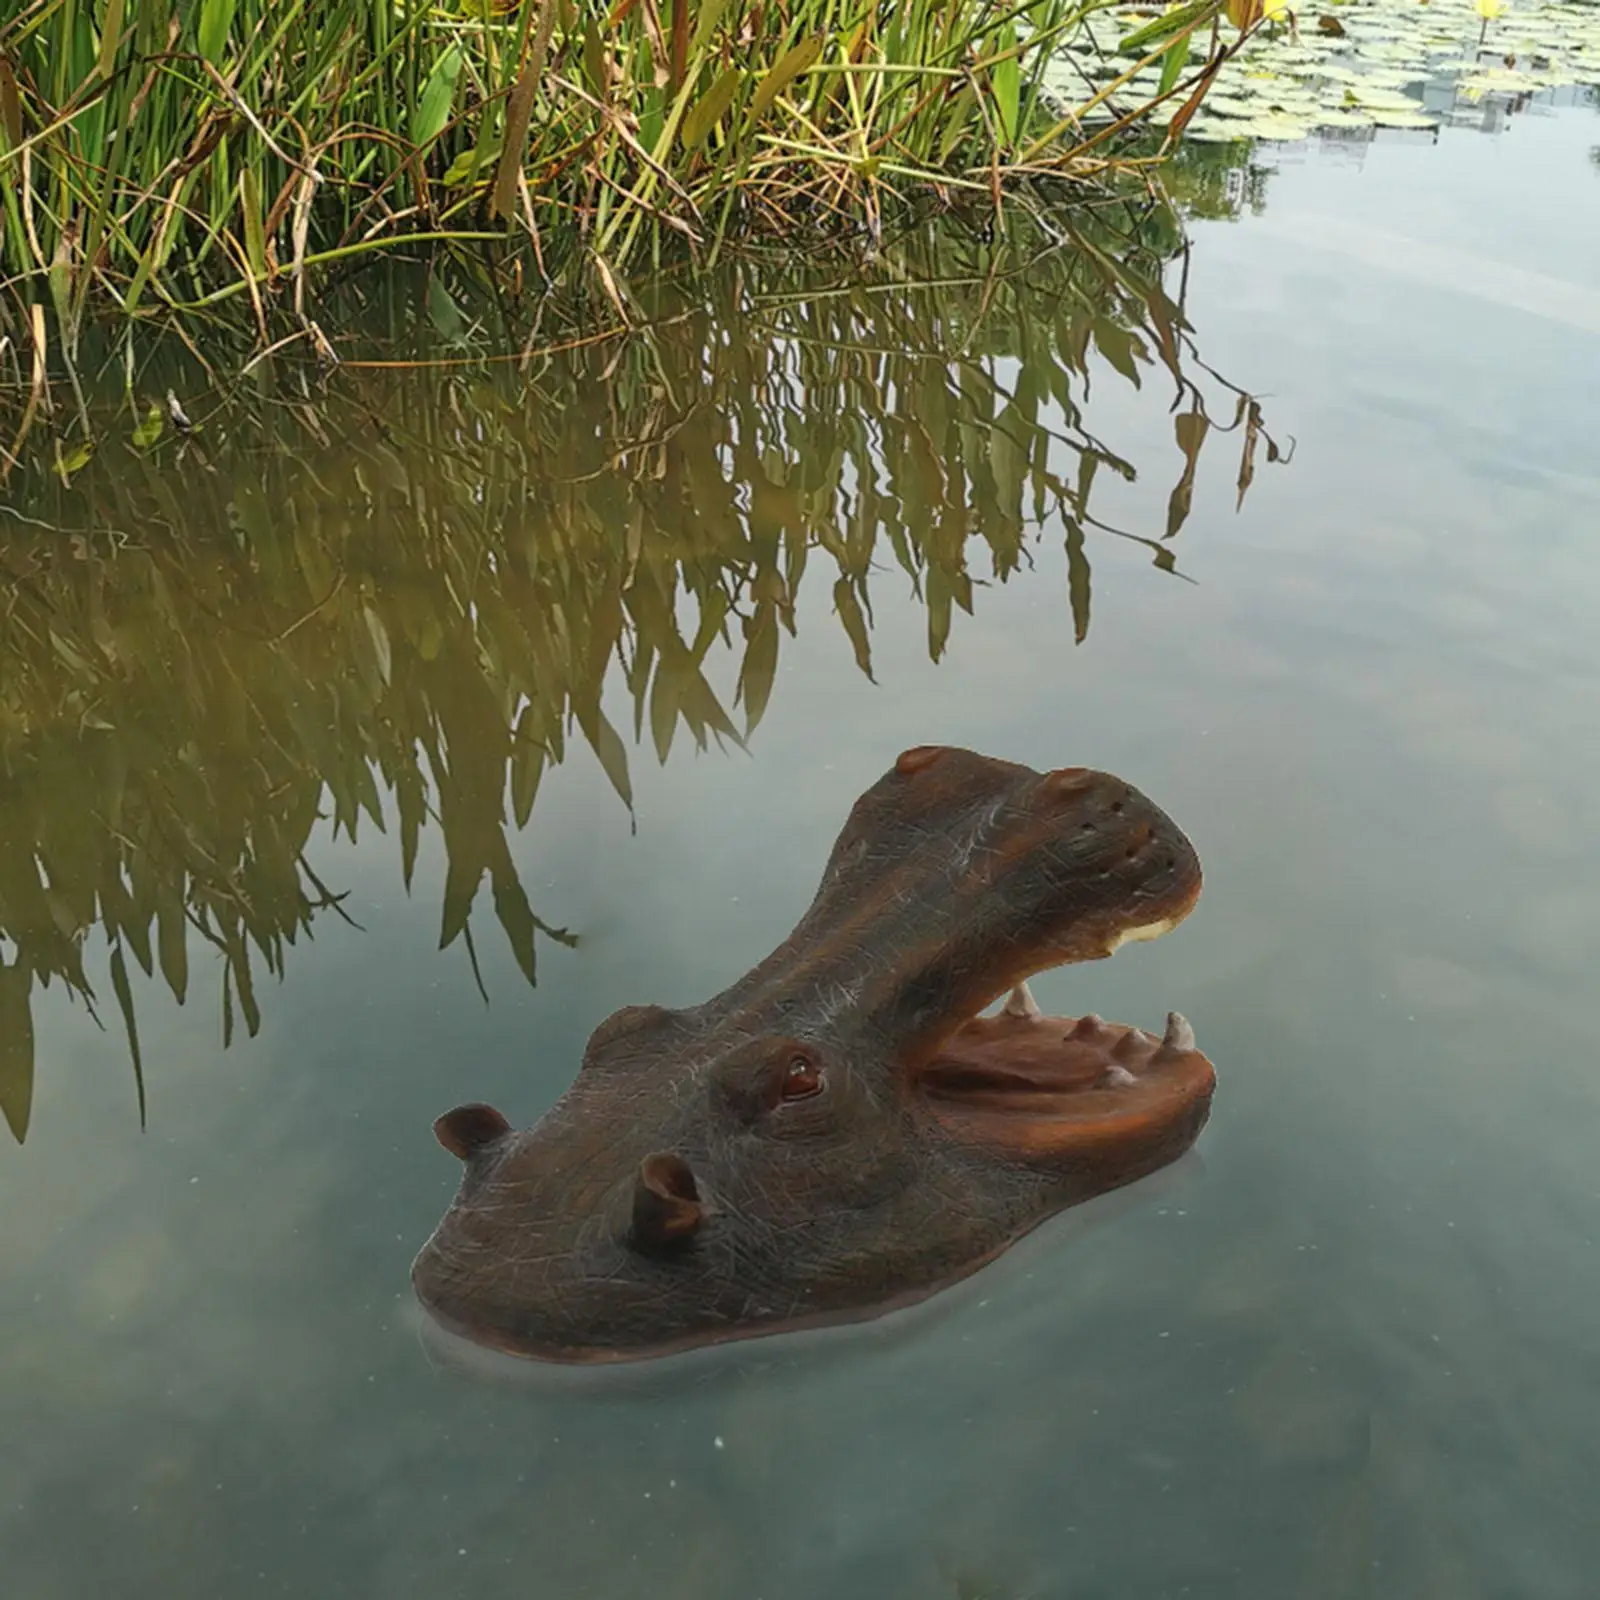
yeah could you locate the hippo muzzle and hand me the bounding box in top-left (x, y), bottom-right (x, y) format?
top-left (412, 746), bottom-right (1215, 1362)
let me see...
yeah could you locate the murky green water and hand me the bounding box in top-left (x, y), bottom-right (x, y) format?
top-left (4, 100), bottom-right (1600, 1599)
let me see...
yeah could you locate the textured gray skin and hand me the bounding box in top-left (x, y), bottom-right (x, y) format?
top-left (412, 747), bottom-right (1210, 1362)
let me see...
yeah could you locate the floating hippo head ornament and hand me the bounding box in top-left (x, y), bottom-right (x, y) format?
top-left (413, 746), bottom-right (1214, 1362)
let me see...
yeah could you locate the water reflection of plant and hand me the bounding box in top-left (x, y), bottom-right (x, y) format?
top-left (1157, 138), bottom-right (1274, 220)
top-left (0, 209), bottom-right (1283, 1141)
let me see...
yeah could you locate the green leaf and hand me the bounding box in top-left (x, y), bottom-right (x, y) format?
top-left (1175, 407), bottom-right (1210, 470)
top-left (926, 566), bottom-right (952, 662)
top-left (690, 0), bottom-right (733, 59)
top-left (442, 135), bottom-right (502, 187)
top-left (362, 605), bottom-right (393, 687)
top-left (97, 0), bottom-right (126, 79)
top-left (48, 229), bottom-right (73, 345)
top-left (0, 53), bottom-right (23, 149)
top-left (53, 438), bottom-right (93, 484)
top-left (939, 84), bottom-right (979, 162)
top-left (1166, 475), bottom-right (1195, 539)
top-left (833, 578), bottom-right (875, 681)
top-left (491, 869), bottom-right (539, 986)
top-left (1159, 35), bottom-right (1189, 96)
top-left (680, 66), bottom-right (742, 150)
top-left (577, 708), bottom-right (634, 811)
top-left (230, 940), bottom-right (261, 1038)
top-left (1065, 516), bottom-right (1092, 644)
top-left (989, 406), bottom-right (1026, 518)
top-left (439, 853), bottom-right (482, 951)
top-left (157, 891), bottom-right (188, 1005)
top-left (412, 44), bottom-right (465, 148)
top-left (196, 0), bottom-right (238, 65)
top-left (990, 25), bottom-right (1020, 146)
top-left (735, 603), bottom-right (780, 732)
top-left (677, 668), bottom-right (741, 750)
top-left (649, 653), bottom-right (683, 763)
top-left (583, 19), bottom-right (607, 95)
top-left (490, 57), bottom-right (542, 221)
top-left (239, 166), bottom-right (267, 278)
top-left (1093, 319), bottom-right (1144, 385)
top-left (131, 402), bottom-right (164, 449)
top-left (109, 942), bottom-right (146, 1127)
top-left (0, 960), bottom-right (34, 1143)
top-left (510, 736), bottom-right (546, 829)
top-left (1119, 0), bottom-right (1214, 54)
top-left (750, 34), bottom-right (823, 120)
top-left (426, 276), bottom-right (466, 341)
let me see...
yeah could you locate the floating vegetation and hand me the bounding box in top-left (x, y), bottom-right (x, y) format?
top-left (1041, 0), bottom-right (1600, 148)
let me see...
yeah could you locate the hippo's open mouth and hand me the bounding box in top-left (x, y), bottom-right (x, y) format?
top-left (413, 746), bottom-right (1215, 1364)
top-left (915, 988), bottom-right (1211, 1168)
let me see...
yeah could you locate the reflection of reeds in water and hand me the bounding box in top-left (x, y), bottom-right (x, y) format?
top-left (0, 212), bottom-right (1283, 1140)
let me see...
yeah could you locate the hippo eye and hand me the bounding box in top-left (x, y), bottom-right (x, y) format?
top-left (780, 1056), bottom-right (824, 1101)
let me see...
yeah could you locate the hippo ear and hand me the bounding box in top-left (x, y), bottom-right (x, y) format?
top-left (434, 1103), bottom-right (512, 1161)
top-left (582, 1003), bottom-right (683, 1071)
top-left (629, 1152), bottom-right (703, 1252)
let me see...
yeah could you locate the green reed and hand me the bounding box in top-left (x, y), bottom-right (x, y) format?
top-left (0, 0), bottom-right (1259, 376)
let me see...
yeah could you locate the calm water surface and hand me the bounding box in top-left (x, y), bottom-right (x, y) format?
top-left (3, 107), bottom-right (1599, 1598)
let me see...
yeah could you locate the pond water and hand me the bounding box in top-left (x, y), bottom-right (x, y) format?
top-left (3, 97), bottom-right (1599, 1600)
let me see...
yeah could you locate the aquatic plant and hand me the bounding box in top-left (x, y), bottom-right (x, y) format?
top-left (0, 0), bottom-right (1272, 376)
top-left (0, 209), bottom-right (1283, 1141)
top-left (1051, 0), bottom-right (1600, 146)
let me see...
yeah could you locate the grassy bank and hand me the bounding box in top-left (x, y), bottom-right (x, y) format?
top-left (0, 0), bottom-right (1265, 366)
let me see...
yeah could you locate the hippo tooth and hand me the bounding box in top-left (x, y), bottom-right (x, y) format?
top-left (1102, 1063), bottom-right (1138, 1088)
top-left (1070, 1013), bottom-right (1105, 1039)
top-left (1003, 982), bottom-right (1042, 1021)
top-left (1113, 1027), bottom-right (1150, 1060)
top-left (1162, 1012), bottom-right (1196, 1053)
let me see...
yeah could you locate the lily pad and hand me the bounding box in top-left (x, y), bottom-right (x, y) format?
top-left (1314, 107), bottom-right (1378, 127)
top-left (1347, 83), bottom-right (1429, 109)
top-left (1203, 91), bottom-right (1261, 116)
top-left (1183, 119), bottom-right (1252, 142)
top-left (1369, 107), bottom-right (1441, 128)
top-left (1238, 113), bottom-right (1315, 139)
top-left (1055, 0), bottom-right (1600, 153)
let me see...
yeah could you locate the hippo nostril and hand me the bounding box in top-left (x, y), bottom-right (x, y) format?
top-left (1110, 800), bottom-right (1124, 814)
top-left (631, 1152), bottom-right (703, 1253)
top-left (640, 1151), bottom-right (699, 1203)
